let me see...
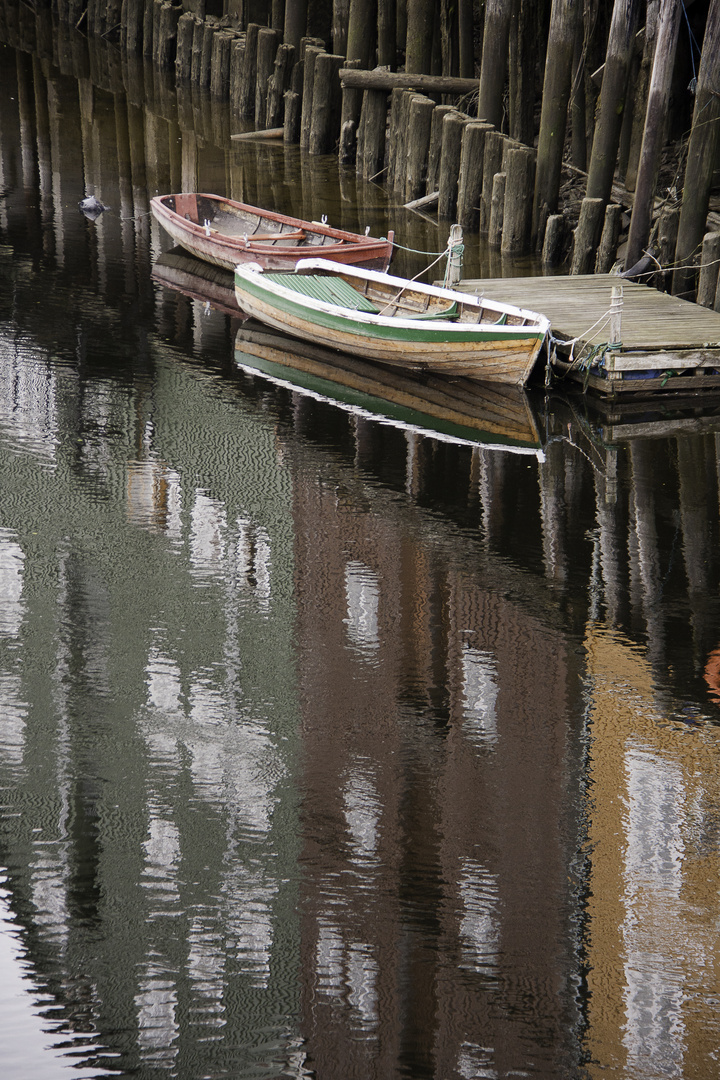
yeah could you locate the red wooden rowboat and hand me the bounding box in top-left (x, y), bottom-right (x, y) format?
top-left (151, 193), bottom-right (394, 274)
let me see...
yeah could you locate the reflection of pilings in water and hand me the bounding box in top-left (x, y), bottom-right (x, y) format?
top-left (406, 432), bottom-right (421, 499)
top-left (33, 57), bottom-right (54, 259)
top-left (538, 440), bottom-right (567, 584)
top-left (603, 444), bottom-right (618, 505)
top-left (181, 128), bottom-right (199, 194)
top-left (677, 435), bottom-right (716, 671)
top-left (467, 444), bottom-right (481, 516)
top-left (476, 447), bottom-right (505, 552)
top-left (281, 146), bottom-right (305, 221)
top-left (628, 441), bottom-right (666, 667)
top-left (125, 98), bottom-right (153, 308)
top-left (16, 51), bottom-right (37, 191)
top-left (143, 110), bottom-right (172, 207)
top-left (126, 98), bottom-right (147, 203)
top-left (115, 94), bottom-right (139, 298)
top-left (0, 62), bottom-right (13, 234)
top-left (47, 73), bottom-right (84, 271)
top-left (79, 77), bottom-right (109, 294)
top-left (353, 414), bottom-right (372, 471)
top-left (592, 460), bottom-right (626, 627)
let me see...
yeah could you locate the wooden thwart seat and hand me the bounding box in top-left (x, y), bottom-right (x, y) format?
top-left (249, 229), bottom-right (307, 244)
top-left (403, 302), bottom-right (458, 320)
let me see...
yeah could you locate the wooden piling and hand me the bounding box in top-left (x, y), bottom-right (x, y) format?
top-left (479, 130), bottom-right (505, 235)
top-left (199, 18), bottom-right (219, 90)
top-left (477, 0), bottom-right (512, 128)
top-left (238, 23), bottom-right (261, 119)
top-left (624, 0), bottom-right (681, 271)
top-left (300, 45), bottom-right (323, 151)
top-left (456, 121), bottom-right (493, 231)
top-left (339, 58), bottom-right (363, 164)
top-left (405, 0), bottom-right (436, 74)
top-left (309, 53), bottom-right (344, 154)
top-left (190, 14), bottom-right (204, 84)
top-left (142, 0), bottom-right (154, 59)
top-left (267, 43), bottom-right (295, 129)
top-left (697, 233), bottom-right (720, 308)
top-left (155, 2), bottom-right (181, 70)
top-left (509, 0), bottom-right (536, 146)
top-left (284, 89), bottom-right (302, 143)
top-left (346, 0), bottom-right (376, 69)
top-left (378, 0), bottom-right (397, 68)
top-left (387, 88), bottom-right (411, 190)
top-left (356, 87), bottom-right (388, 179)
top-left (501, 145), bottom-right (535, 254)
top-left (488, 172), bottom-right (507, 248)
top-left (229, 38), bottom-right (244, 117)
top-left (405, 94), bottom-right (435, 202)
top-left (339, 120), bottom-right (357, 164)
top-left (571, 196), bottom-right (605, 274)
top-left (533, 0), bottom-right (582, 249)
top-left (438, 109), bottom-right (467, 219)
top-left (624, 1), bottom-right (659, 192)
top-left (284, 0), bottom-right (308, 57)
top-left (425, 104), bottom-right (456, 195)
top-left (586, 0), bottom-right (643, 205)
top-left (175, 12), bottom-right (196, 81)
top-left (673, 0), bottom-right (720, 298)
top-left (542, 214), bottom-right (570, 267)
top-left (616, 36), bottom-right (642, 183)
top-left (657, 204), bottom-right (680, 291)
top-left (210, 31), bottom-right (234, 99)
top-left (571, 19), bottom-right (587, 169)
top-left (121, 0), bottom-right (145, 54)
top-left (446, 224), bottom-right (464, 284)
top-left (595, 203), bottom-right (623, 273)
top-left (256, 28), bottom-right (282, 128)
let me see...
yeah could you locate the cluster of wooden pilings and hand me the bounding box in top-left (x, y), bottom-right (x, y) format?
top-left (22, 0), bottom-right (720, 304)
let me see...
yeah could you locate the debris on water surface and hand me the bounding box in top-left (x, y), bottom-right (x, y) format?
top-left (78, 195), bottom-right (110, 220)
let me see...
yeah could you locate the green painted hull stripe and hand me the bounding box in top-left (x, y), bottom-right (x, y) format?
top-left (235, 276), bottom-right (543, 346)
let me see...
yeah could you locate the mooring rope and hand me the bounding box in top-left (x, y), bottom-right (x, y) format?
top-left (375, 237), bottom-right (458, 315)
top-left (388, 238), bottom-right (449, 257)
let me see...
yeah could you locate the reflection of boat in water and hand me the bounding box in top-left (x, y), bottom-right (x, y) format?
top-left (234, 324), bottom-right (545, 455)
top-left (151, 249), bottom-right (242, 318)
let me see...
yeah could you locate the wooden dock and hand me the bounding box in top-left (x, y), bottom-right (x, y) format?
top-left (453, 274), bottom-right (720, 395)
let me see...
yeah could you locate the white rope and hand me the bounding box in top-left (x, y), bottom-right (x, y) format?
top-left (375, 238), bottom-right (455, 315)
top-left (553, 306), bottom-right (616, 351)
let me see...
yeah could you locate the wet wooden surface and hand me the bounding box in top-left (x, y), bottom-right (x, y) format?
top-left (454, 273), bottom-right (720, 352)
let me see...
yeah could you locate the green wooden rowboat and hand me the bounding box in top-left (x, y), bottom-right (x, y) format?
top-left (233, 258), bottom-right (551, 386)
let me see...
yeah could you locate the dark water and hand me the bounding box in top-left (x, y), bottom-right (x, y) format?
top-left (2, 15), bottom-right (720, 1080)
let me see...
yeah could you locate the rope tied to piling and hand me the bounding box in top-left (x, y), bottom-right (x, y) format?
top-left (388, 239), bottom-right (453, 258)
